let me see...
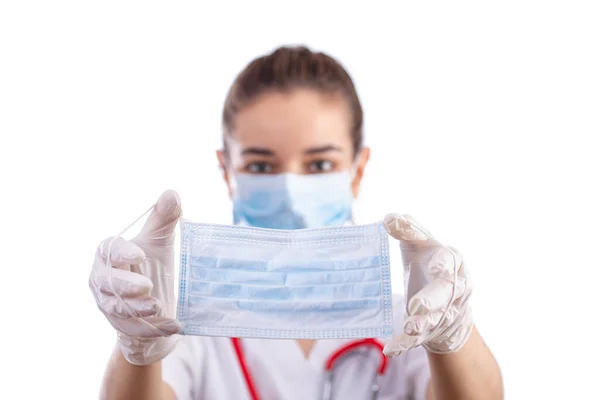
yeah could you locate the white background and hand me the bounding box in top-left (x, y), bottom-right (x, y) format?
top-left (1, 1), bottom-right (599, 399)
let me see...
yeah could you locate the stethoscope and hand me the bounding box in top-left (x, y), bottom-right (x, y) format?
top-left (231, 337), bottom-right (389, 400)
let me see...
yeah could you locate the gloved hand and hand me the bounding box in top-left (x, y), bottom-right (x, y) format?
top-left (89, 190), bottom-right (182, 365)
top-left (383, 214), bottom-right (473, 356)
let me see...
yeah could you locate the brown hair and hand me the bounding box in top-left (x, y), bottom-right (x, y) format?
top-left (222, 46), bottom-right (364, 156)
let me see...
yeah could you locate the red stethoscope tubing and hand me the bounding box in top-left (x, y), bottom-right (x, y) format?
top-left (231, 337), bottom-right (389, 400)
top-left (231, 338), bottom-right (261, 400)
top-left (324, 338), bottom-right (388, 374)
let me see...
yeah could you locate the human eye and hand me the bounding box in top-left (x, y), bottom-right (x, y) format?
top-left (245, 161), bottom-right (274, 174)
top-left (307, 160), bottom-right (335, 174)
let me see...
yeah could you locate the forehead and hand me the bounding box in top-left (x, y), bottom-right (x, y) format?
top-left (228, 88), bottom-right (353, 154)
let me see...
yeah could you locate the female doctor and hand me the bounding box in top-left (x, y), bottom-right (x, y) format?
top-left (89, 46), bottom-right (503, 399)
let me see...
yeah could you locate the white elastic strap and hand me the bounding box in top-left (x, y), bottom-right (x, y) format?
top-left (105, 204), bottom-right (169, 337)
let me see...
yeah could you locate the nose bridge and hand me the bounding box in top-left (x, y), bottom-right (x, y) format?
top-left (278, 157), bottom-right (305, 174)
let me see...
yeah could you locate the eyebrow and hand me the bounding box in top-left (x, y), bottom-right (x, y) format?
top-left (241, 145), bottom-right (343, 157)
top-left (303, 145), bottom-right (343, 155)
top-left (241, 147), bottom-right (275, 156)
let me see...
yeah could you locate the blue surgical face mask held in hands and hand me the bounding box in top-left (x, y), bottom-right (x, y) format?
top-left (177, 220), bottom-right (394, 340)
top-left (231, 171), bottom-right (354, 230)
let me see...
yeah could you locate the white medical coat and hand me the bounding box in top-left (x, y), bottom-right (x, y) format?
top-left (162, 294), bottom-right (431, 400)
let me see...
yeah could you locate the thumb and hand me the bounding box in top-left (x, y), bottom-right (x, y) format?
top-left (135, 190), bottom-right (182, 245)
top-left (383, 333), bottom-right (422, 358)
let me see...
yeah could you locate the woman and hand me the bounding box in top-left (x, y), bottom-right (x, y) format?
top-left (90, 46), bottom-right (503, 399)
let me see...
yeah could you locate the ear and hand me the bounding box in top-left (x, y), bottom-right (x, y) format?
top-left (351, 147), bottom-right (370, 197)
top-left (216, 149), bottom-right (233, 199)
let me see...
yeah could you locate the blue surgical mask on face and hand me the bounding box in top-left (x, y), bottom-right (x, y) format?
top-left (231, 171), bottom-right (354, 230)
top-left (177, 220), bottom-right (393, 339)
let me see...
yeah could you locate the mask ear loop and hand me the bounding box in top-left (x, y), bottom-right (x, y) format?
top-left (105, 204), bottom-right (171, 337)
top-left (348, 163), bottom-right (360, 226)
top-left (227, 167), bottom-right (238, 193)
top-left (406, 222), bottom-right (460, 346)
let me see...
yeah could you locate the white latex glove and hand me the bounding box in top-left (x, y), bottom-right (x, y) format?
top-left (383, 214), bottom-right (473, 357)
top-left (89, 190), bottom-right (182, 365)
